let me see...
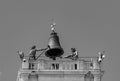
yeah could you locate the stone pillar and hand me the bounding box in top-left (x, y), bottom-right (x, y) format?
top-left (68, 63), bottom-right (71, 70)
top-left (64, 62), bottom-right (67, 70)
top-left (38, 60), bottom-right (45, 70)
top-left (22, 60), bottom-right (28, 69)
top-left (76, 61), bottom-right (79, 70)
top-left (79, 60), bottom-right (85, 70)
top-left (59, 62), bottom-right (63, 70)
top-left (93, 60), bottom-right (100, 70)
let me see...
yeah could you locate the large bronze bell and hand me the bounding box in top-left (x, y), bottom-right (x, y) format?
top-left (45, 29), bottom-right (64, 60)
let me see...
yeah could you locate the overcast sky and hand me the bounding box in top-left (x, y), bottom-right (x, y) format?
top-left (0, 0), bottom-right (120, 81)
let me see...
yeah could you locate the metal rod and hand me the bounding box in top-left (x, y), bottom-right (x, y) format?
top-left (35, 47), bottom-right (48, 60)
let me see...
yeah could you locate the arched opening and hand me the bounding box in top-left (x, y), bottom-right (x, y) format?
top-left (84, 71), bottom-right (94, 81)
top-left (75, 64), bottom-right (77, 70)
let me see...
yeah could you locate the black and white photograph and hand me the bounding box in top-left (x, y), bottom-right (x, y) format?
top-left (0, 0), bottom-right (119, 81)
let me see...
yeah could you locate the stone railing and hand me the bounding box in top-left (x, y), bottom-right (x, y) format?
top-left (20, 57), bottom-right (101, 71)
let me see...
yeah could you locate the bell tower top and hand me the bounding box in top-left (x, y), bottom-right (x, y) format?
top-left (16, 21), bottom-right (105, 81)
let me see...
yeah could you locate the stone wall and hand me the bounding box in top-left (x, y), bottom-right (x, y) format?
top-left (17, 57), bottom-right (103, 81)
